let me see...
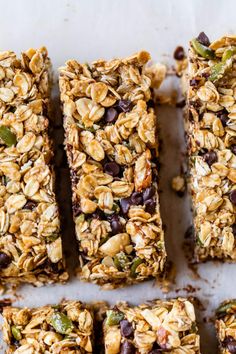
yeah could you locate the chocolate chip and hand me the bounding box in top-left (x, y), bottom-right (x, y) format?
top-left (223, 337), bottom-right (236, 353)
top-left (203, 151), bottom-right (217, 166)
top-left (197, 32), bottom-right (210, 46)
top-left (229, 190), bottom-right (236, 205)
top-left (231, 145), bottom-right (236, 155)
top-left (116, 100), bottom-right (133, 113)
top-left (232, 224), bottom-right (236, 237)
top-left (217, 110), bottom-right (229, 127)
top-left (111, 216), bottom-right (123, 235)
top-left (24, 201), bottom-right (37, 210)
top-left (120, 320), bottom-right (134, 338)
top-left (173, 46), bottom-right (185, 60)
top-left (148, 350), bottom-right (163, 354)
top-left (190, 78), bottom-right (200, 87)
top-left (120, 340), bottom-right (135, 354)
top-left (143, 186), bottom-right (156, 202)
top-left (144, 199), bottom-right (156, 213)
top-left (130, 192), bottom-right (143, 205)
top-left (0, 252), bottom-right (11, 269)
top-left (120, 198), bottom-right (131, 215)
top-left (104, 107), bottom-right (118, 123)
top-left (92, 209), bottom-right (105, 220)
top-left (202, 72), bottom-right (210, 79)
top-left (227, 342), bottom-right (236, 353)
top-left (104, 161), bottom-right (120, 177)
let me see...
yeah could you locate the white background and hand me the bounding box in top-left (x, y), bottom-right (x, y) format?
top-left (0, 0), bottom-right (236, 353)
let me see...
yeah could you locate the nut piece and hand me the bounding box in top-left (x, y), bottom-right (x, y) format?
top-left (59, 51), bottom-right (166, 287)
top-left (2, 301), bottom-right (94, 353)
top-left (0, 47), bottom-right (67, 286)
top-left (99, 234), bottom-right (130, 257)
top-left (104, 299), bottom-right (200, 353)
top-left (186, 34), bottom-right (236, 261)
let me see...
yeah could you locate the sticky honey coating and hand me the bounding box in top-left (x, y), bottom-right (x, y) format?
top-left (0, 48), bottom-right (68, 285)
top-left (59, 52), bottom-right (166, 288)
top-left (2, 300), bottom-right (94, 353)
top-left (103, 298), bottom-right (200, 353)
top-left (215, 299), bottom-right (236, 354)
top-left (186, 34), bottom-right (236, 261)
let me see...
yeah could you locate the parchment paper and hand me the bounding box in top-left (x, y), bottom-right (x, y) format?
top-left (0, 1), bottom-right (236, 352)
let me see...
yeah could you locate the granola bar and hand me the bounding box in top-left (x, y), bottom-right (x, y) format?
top-left (59, 52), bottom-right (166, 287)
top-left (2, 300), bottom-right (94, 353)
top-left (185, 33), bottom-right (236, 261)
top-left (103, 298), bottom-right (200, 353)
top-left (215, 300), bottom-right (236, 353)
top-left (0, 48), bottom-right (68, 285)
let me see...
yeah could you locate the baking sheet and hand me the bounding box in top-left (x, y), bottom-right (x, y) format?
top-left (0, 0), bottom-right (236, 352)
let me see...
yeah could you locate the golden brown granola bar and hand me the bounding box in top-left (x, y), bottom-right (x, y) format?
top-left (185, 33), bottom-right (236, 261)
top-left (2, 300), bottom-right (94, 353)
top-left (103, 298), bottom-right (200, 353)
top-left (59, 52), bottom-right (166, 288)
top-left (0, 48), bottom-right (68, 285)
top-left (215, 300), bottom-right (236, 354)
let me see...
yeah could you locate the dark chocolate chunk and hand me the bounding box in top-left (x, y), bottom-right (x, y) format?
top-left (197, 32), bottom-right (210, 46)
top-left (143, 186), bottom-right (156, 202)
top-left (116, 100), bottom-right (133, 113)
top-left (0, 252), bottom-right (11, 269)
top-left (190, 78), bottom-right (200, 87)
top-left (24, 201), bottom-right (37, 210)
top-left (104, 161), bottom-right (120, 177)
top-left (173, 46), bottom-right (185, 60)
top-left (217, 110), bottom-right (229, 127)
top-left (120, 320), bottom-right (134, 338)
top-left (231, 145), bottom-right (236, 155)
top-left (120, 340), bottom-right (135, 354)
top-left (120, 198), bottom-right (131, 215)
top-left (229, 190), bottom-right (236, 205)
top-left (130, 192), bottom-right (143, 205)
top-left (203, 151), bottom-right (217, 166)
top-left (104, 107), bottom-right (118, 123)
top-left (144, 199), bottom-right (156, 213)
top-left (223, 336), bottom-right (236, 353)
top-left (111, 215), bottom-right (123, 235)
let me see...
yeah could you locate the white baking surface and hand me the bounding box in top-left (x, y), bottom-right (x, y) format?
top-left (0, 0), bottom-right (236, 352)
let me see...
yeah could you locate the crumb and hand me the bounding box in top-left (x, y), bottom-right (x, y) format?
top-left (171, 175), bottom-right (186, 195)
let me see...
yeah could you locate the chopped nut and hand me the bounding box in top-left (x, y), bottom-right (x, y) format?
top-left (59, 51), bottom-right (166, 287)
top-left (2, 301), bottom-right (94, 353)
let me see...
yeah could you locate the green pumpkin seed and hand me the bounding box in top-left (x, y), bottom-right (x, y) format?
top-left (222, 47), bottom-right (236, 62)
top-left (114, 252), bottom-right (129, 271)
top-left (77, 214), bottom-right (85, 223)
top-left (50, 312), bottom-right (73, 334)
top-left (216, 300), bottom-right (236, 316)
top-left (11, 326), bottom-right (22, 341)
top-left (191, 39), bottom-right (215, 60)
top-left (130, 257), bottom-right (143, 277)
top-left (209, 62), bottom-right (226, 82)
top-left (106, 310), bottom-right (124, 326)
top-left (0, 126), bottom-right (17, 147)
